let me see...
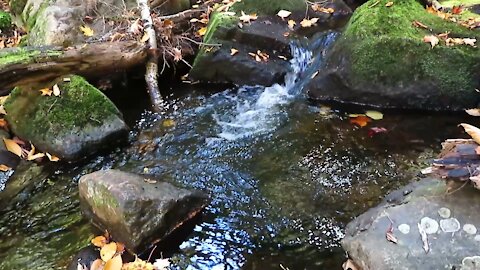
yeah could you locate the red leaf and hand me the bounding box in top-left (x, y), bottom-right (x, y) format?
top-left (368, 127), bottom-right (388, 137)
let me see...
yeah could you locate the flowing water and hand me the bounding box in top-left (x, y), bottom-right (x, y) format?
top-left (0, 32), bottom-right (473, 269)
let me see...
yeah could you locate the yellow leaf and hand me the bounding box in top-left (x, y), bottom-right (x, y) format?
top-left (100, 242), bottom-right (117, 262)
top-left (40, 88), bottom-right (53, 96)
top-left (46, 152), bottom-right (60, 162)
top-left (0, 164), bottom-right (12, 172)
top-left (288, 20), bottom-right (296, 30)
top-left (460, 123), bottom-right (480, 145)
top-left (348, 114), bottom-right (366, 118)
top-left (385, 1), bottom-right (394, 7)
top-left (0, 105), bottom-right (6, 115)
top-left (91, 236), bottom-right (107, 248)
top-left (230, 48), bottom-right (239, 56)
top-left (3, 138), bottom-right (23, 157)
top-left (104, 254), bottom-right (122, 270)
top-left (365, 110), bottom-right (383, 120)
top-left (80, 25), bottom-right (94, 37)
top-left (300, 18), bottom-right (319, 28)
top-left (53, 84), bottom-right (61, 96)
top-left (197, 27), bottom-right (207, 36)
top-left (140, 33), bottom-right (150, 43)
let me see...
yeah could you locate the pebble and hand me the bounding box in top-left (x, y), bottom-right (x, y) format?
top-left (463, 224), bottom-right (477, 235)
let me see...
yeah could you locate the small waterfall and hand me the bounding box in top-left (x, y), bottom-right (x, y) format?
top-left (215, 32), bottom-right (338, 140)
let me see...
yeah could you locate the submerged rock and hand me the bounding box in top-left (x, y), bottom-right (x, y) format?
top-left (342, 178), bottom-right (480, 269)
top-left (4, 75), bottom-right (128, 161)
top-left (308, 0), bottom-right (480, 110)
top-left (190, 0), bottom-right (351, 86)
top-left (78, 169), bottom-right (208, 251)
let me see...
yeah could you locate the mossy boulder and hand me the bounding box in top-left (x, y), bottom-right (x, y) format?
top-left (4, 75), bottom-right (128, 160)
top-left (0, 11), bottom-right (12, 30)
top-left (307, 0), bottom-right (480, 110)
top-left (190, 0), bottom-right (352, 86)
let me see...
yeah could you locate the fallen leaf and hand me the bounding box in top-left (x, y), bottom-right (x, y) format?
top-left (386, 231), bottom-right (398, 244)
top-left (53, 84), bottom-right (61, 96)
top-left (365, 110), bottom-right (384, 120)
top-left (144, 178), bottom-right (157, 184)
top-left (116, 242), bottom-right (125, 253)
top-left (46, 152), bottom-right (60, 162)
top-left (239, 11), bottom-right (257, 23)
top-left (91, 236), bottom-right (108, 248)
top-left (466, 109), bottom-right (480, 116)
top-left (3, 138), bottom-right (23, 157)
top-left (140, 33), bottom-right (150, 43)
top-left (0, 119), bottom-right (8, 131)
top-left (40, 88), bottom-right (53, 96)
top-left (300, 18), bottom-right (319, 28)
top-left (162, 119), bottom-right (176, 128)
top-left (172, 48), bottom-right (182, 62)
top-left (0, 164), bottom-right (12, 172)
top-left (230, 48), bottom-right (239, 56)
top-left (197, 27), bottom-right (207, 36)
top-left (311, 4), bottom-right (335, 13)
top-left (412, 20), bottom-right (429, 29)
top-left (288, 19), bottom-right (296, 30)
top-left (423, 35), bottom-right (439, 48)
top-left (350, 115), bottom-right (371, 127)
top-left (385, 1), bottom-right (394, 7)
top-left (452, 5), bottom-right (463, 15)
top-left (459, 123), bottom-right (480, 145)
top-left (129, 19), bottom-right (143, 35)
top-left (463, 38), bottom-right (476, 47)
top-left (153, 258), bottom-right (170, 270)
top-left (100, 242), bottom-right (117, 262)
top-left (80, 25), bottom-right (94, 37)
top-left (104, 254), bottom-right (122, 270)
top-left (123, 257), bottom-right (154, 270)
top-left (277, 10), bottom-right (291, 20)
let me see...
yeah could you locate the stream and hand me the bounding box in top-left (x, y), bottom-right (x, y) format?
top-left (0, 32), bottom-right (473, 269)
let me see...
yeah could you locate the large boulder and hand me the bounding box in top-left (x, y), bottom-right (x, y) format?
top-left (189, 0), bottom-right (351, 86)
top-left (307, 0), bottom-right (480, 110)
top-left (78, 169), bottom-right (208, 251)
top-left (343, 178), bottom-right (480, 269)
top-left (4, 75), bottom-right (128, 160)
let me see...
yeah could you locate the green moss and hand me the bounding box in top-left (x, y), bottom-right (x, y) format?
top-left (0, 48), bottom-right (62, 66)
top-left (0, 11), bottom-right (12, 30)
top-left (340, 0), bottom-right (480, 99)
top-left (4, 75), bottom-right (121, 142)
top-left (441, 0), bottom-right (480, 7)
top-left (230, 0), bottom-right (307, 15)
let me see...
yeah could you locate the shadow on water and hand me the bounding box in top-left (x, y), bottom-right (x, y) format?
top-left (0, 32), bottom-right (477, 269)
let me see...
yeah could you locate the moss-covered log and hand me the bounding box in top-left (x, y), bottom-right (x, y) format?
top-left (0, 41), bottom-right (148, 91)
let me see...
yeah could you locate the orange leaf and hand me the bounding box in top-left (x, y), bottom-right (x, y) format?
top-left (100, 242), bottom-right (117, 262)
top-left (116, 242), bottom-right (125, 253)
top-left (91, 236), bottom-right (107, 248)
top-left (350, 116), bottom-right (371, 127)
top-left (90, 259), bottom-right (104, 270)
top-left (3, 138), bottom-right (23, 157)
top-left (452, 5), bottom-right (463, 15)
top-left (104, 255), bottom-right (122, 270)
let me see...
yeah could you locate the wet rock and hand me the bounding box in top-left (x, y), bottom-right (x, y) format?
top-left (190, 0), bottom-right (351, 86)
top-left (342, 178), bottom-right (480, 269)
top-left (4, 75), bottom-right (128, 161)
top-left (307, 0), bottom-right (480, 111)
top-left (67, 246), bottom-right (99, 270)
top-left (78, 169), bottom-right (208, 251)
top-left (0, 161), bottom-right (46, 209)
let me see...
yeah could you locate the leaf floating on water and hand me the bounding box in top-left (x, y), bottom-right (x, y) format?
top-left (104, 254), bottom-right (122, 270)
top-left (350, 115), bottom-right (371, 127)
top-left (46, 152), bottom-right (60, 162)
top-left (3, 138), bottom-right (23, 157)
top-left (91, 236), bottom-right (107, 248)
top-left (153, 258), bottom-right (170, 270)
top-left (459, 123), bottom-right (480, 145)
top-left (288, 19), bottom-right (296, 30)
top-left (300, 18), bottom-right (319, 28)
top-left (365, 110), bottom-right (383, 120)
top-left (239, 11), bottom-right (258, 23)
top-left (100, 242), bottom-right (117, 262)
top-left (230, 48), bottom-right (239, 56)
top-left (466, 109), bottom-right (480, 116)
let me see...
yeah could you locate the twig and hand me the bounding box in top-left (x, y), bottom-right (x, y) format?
top-left (156, 8), bottom-right (205, 20)
top-left (137, 0), bottom-right (164, 112)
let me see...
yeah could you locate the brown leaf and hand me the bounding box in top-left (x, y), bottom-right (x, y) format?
top-left (3, 138), bottom-right (23, 157)
top-left (0, 164), bottom-right (12, 172)
top-left (386, 231), bottom-right (398, 244)
top-left (350, 115), bottom-right (371, 127)
top-left (412, 20), bottom-right (429, 29)
top-left (46, 152), bottom-right (60, 162)
top-left (423, 35), bottom-right (439, 48)
top-left (100, 242), bottom-right (117, 262)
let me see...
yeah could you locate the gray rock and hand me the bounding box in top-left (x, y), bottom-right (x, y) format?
top-left (342, 178), bottom-right (480, 270)
top-left (79, 169), bottom-right (209, 251)
top-left (4, 75), bottom-right (128, 161)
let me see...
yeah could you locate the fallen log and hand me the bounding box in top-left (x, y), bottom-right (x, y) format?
top-left (0, 41), bottom-right (148, 92)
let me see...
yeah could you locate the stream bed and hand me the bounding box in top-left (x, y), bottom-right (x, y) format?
top-left (0, 33), bottom-right (474, 269)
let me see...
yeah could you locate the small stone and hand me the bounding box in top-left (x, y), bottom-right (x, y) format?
top-left (438, 207), bottom-right (451, 219)
top-left (420, 217), bottom-right (439, 234)
top-left (440, 218), bottom-right (461, 233)
top-left (463, 224), bottom-right (477, 235)
top-left (474, 235), bottom-right (480, 242)
top-left (398, 224), bottom-right (410, 234)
